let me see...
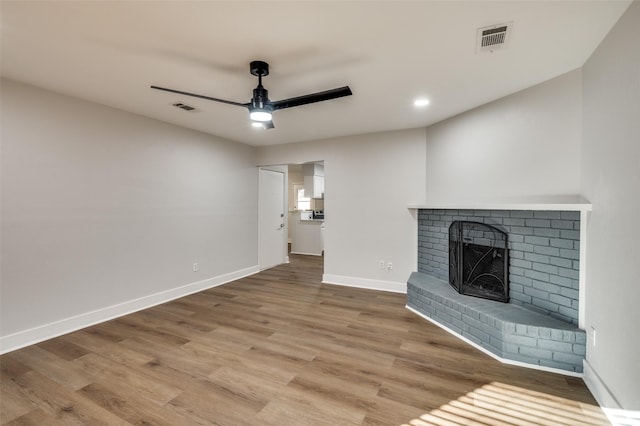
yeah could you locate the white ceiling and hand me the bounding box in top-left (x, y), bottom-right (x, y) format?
top-left (1, 1), bottom-right (631, 147)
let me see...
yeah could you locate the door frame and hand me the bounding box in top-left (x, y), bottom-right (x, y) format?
top-left (258, 165), bottom-right (288, 270)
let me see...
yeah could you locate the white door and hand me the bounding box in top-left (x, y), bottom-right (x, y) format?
top-left (259, 168), bottom-right (285, 270)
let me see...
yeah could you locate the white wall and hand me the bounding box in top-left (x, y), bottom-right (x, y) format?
top-left (581, 0), bottom-right (640, 410)
top-left (425, 69), bottom-right (582, 204)
top-left (1, 79), bottom-right (258, 350)
top-left (257, 128), bottom-right (426, 291)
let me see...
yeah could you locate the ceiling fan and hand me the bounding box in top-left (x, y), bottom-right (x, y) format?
top-left (151, 60), bottom-right (353, 129)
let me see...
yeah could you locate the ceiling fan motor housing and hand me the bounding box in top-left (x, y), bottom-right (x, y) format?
top-left (251, 86), bottom-right (271, 109)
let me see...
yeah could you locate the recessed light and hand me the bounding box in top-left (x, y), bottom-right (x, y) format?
top-left (414, 99), bottom-right (430, 107)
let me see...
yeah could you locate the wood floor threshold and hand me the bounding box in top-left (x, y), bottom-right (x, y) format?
top-left (1, 255), bottom-right (608, 425)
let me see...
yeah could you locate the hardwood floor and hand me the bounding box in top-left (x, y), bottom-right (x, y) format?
top-left (1, 255), bottom-right (608, 425)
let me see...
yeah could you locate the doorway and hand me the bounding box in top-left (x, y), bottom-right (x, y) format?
top-left (257, 162), bottom-right (326, 273)
top-left (287, 162), bottom-right (325, 259)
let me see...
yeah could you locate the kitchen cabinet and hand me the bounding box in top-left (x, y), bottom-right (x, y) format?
top-left (303, 162), bottom-right (324, 199)
top-left (304, 175), bottom-right (324, 199)
top-left (302, 163), bottom-right (324, 177)
top-left (291, 217), bottom-right (324, 256)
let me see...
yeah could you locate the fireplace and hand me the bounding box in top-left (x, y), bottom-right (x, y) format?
top-left (449, 221), bottom-right (509, 303)
top-left (409, 207), bottom-right (589, 373)
top-left (417, 209), bottom-right (581, 325)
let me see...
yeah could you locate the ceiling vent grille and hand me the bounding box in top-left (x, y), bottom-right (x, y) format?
top-left (173, 102), bottom-right (196, 111)
top-left (476, 22), bottom-right (512, 53)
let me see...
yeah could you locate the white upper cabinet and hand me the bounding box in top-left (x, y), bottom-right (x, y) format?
top-left (303, 163), bottom-right (324, 199)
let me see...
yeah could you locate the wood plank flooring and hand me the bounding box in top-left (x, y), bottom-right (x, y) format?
top-left (1, 255), bottom-right (608, 425)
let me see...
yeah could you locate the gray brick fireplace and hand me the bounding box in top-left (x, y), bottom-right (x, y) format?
top-left (407, 207), bottom-right (587, 374)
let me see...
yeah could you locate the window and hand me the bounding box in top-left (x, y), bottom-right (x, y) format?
top-left (294, 184), bottom-right (310, 210)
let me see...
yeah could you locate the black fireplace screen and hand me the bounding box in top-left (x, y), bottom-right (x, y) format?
top-left (449, 221), bottom-right (509, 303)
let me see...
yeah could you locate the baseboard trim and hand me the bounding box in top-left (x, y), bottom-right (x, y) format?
top-left (322, 274), bottom-right (406, 293)
top-left (406, 305), bottom-right (583, 378)
top-left (289, 251), bottom-right (322, 256)
top-left (583, 358), bottom-right (622, 410)
top-left (0, 265), bottom-right (259, 354)
top-left (583, 359), bottom-right (640, 426)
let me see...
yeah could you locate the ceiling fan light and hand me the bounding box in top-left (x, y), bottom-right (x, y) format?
top-left (249, 109), bottom-right (272, 122)
top-left (251, 121), bottom-right (265, 128)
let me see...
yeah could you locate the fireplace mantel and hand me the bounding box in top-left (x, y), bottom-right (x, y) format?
top-left (407, 195), bottom-right (592, 212)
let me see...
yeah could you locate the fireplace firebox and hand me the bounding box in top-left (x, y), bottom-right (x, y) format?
top-left (449, 221), bottom-right (509, 303)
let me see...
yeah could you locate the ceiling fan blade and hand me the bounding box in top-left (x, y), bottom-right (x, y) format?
top-left (271, 86), bottom-right (352, 111)
top-left (150, 85), bottom-right (249, 107)
top-left (263, 120), bottom-right (275, 129)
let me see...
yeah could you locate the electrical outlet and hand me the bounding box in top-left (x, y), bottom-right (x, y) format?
top-left (387, 262), bottom-right (393, 271)
top-left (379, 260), bottom-right (385, 270)
top-left (193, 262), bottom-right (199, 272)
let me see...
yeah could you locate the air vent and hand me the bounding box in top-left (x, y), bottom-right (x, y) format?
top-left (476, 22), bottom-right (512, 53)
top-left (173, 102), bottom-right (196, 111)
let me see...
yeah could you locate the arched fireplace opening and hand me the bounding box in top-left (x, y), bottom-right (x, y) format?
top-left (449, 221), bottom-right (509, 303)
